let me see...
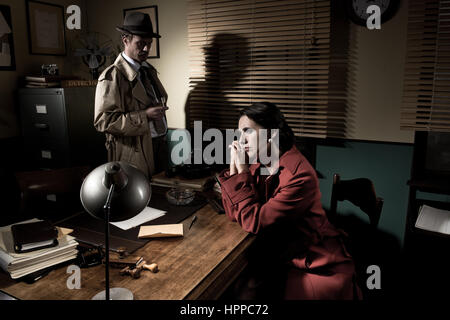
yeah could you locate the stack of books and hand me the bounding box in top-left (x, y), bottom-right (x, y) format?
top-left (0, 219), bottom-right (78, 279)
top-left (24, 75), bottom-right (62, 88)
top-left (23, 75), bottom-right (79, 88)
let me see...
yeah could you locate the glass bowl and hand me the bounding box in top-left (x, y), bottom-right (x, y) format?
top-left (166, 188), bottom-right (195, 206)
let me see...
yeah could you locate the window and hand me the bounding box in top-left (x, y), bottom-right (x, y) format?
top-left (186, 0), bottom-right (348, 138)
top-left (401, 0), bottom-right (450, 132)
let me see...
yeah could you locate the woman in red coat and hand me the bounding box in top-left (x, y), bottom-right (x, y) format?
top-left (218, 102), bottom-right (361, 300)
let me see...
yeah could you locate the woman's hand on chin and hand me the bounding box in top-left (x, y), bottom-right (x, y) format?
top-left (230, 141), bottom-right (249, 175)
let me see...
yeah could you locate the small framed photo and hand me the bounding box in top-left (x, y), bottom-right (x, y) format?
top-left (123, 6), bottom-right (160, 59)
top-left (26, 0), bottom-right (66, 55)
top-left (0, 5), bottom-right (16, 70)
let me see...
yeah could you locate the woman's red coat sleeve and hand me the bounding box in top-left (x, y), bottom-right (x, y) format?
top-left (218, 169), bottom-right (317, 234)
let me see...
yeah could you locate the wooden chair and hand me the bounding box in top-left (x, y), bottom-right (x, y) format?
top-left (328, 173), bottom-right (387, 299)
top-left (14, 166), bottom-right (91, 222)
top-left (329, 173), bottom-right (383, 228)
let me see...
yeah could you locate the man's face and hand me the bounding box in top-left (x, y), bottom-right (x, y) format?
top-left (123, 34), bottom-right (153, 63)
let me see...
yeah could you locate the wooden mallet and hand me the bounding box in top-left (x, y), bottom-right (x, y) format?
top-left (119, 266), bottom-right (142, 279)
top-left (137, 261), bottom-right (159, 273)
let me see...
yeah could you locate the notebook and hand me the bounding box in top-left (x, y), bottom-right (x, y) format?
top-left (11, 221), bottom-right (58, 253)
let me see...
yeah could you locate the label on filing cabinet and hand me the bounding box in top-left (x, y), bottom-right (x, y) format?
top-left (46, 194), bottom-right (57, 202)
top-left (41, 150), bottom-right (52, 159)
top-left (35, 104), bottom-right (47, 114)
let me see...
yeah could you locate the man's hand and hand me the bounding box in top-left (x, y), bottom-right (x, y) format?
top-left (145, 105), bottom-right (169, 120)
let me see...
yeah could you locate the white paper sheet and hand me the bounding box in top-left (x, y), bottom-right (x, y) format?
top-left (415, 205), bottom-right (450, 235)
top-left (110, 206), bottom-right (166, 231)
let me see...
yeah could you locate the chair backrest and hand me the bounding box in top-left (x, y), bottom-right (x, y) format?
top-left (329, 173), bottom-right (383, 228)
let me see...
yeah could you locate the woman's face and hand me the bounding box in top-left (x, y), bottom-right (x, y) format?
top-left (238, 115), bottom-right (265, 161)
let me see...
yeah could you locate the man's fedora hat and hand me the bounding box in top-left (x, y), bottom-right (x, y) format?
top-left (116, 11), bottom-right (161, 38)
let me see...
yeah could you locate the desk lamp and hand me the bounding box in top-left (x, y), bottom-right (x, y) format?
top-left (80, 162), bottom-right (151, 300)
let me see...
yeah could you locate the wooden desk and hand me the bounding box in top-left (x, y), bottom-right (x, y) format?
top-left (0, 204), bottom-right (254, 300)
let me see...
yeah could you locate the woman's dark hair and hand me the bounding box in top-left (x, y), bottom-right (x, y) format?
top-left (240, 102), bottom-right (295, 153)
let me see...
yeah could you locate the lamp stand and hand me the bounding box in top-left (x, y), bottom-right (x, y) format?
top-left (91, 184), bottom-right (133, 300)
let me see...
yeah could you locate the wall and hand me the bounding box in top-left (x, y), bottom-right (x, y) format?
top-left (0, 0), bottom-right (414, 141)
top-left (347, 0), bottom-right (413, 143)
top-left (84, 0), bottom-right (412, 143)
top-left (0, 0), bottom-right (88, 139)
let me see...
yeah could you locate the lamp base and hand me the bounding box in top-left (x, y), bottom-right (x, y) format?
top-left (91, 287), bottom-right (134, 300)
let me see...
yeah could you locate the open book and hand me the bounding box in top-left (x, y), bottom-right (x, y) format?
top-left (415, 205), bottom-right (450, 235)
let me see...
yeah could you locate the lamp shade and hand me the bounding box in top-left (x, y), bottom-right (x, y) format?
top-left (80, 162), bottom-right (151, 222)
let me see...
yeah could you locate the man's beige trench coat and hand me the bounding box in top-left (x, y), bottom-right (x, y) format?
top-left (94, 54), bottom-right (168, 178)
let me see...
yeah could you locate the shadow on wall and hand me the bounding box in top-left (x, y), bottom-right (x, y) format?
top-left (184, 33), bottom-right (250, 129)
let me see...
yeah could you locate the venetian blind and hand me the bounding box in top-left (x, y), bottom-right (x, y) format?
top-left (186, 0), bottom-right (347, 138)
top-left (401, 0), bottom-right (450, 132)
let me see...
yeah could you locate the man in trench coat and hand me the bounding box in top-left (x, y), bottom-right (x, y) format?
top-left (94, 12), bottom-right (168, 178)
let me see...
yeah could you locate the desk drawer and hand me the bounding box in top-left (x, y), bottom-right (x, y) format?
top-left (24, 139), bottom-right (70, 168)
top-left (19, 90), bottom-right (68, 141)
top-left (21, 120), bottom-right (69, 144)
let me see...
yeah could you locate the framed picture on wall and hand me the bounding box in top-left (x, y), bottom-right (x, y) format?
top-left (0, 5), bottom-right (16, 70)
top-left (26, 0), bottom-right (66, 55)
top-left (123, 6), bottom-right (160, 59)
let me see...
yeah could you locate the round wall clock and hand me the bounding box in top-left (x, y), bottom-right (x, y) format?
top-left (346, 0), bottom-right (400, 26)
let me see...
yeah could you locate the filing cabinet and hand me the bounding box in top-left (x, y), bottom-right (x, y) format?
top-left (18, 87), bottom-right (106, 169)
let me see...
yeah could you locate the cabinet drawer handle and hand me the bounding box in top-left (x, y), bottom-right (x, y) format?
top-left (34, 123), bottom-right (49, 130)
